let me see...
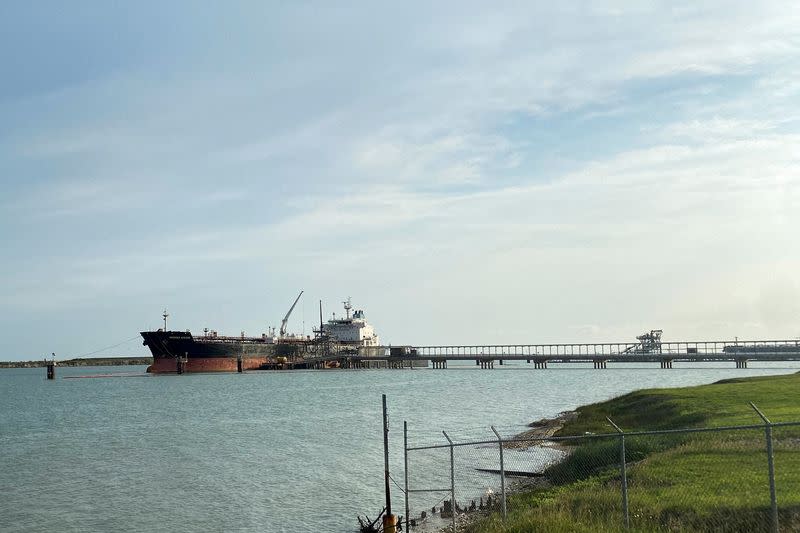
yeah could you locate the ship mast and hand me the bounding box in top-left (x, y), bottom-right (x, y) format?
top-left (343, 297), bottom-right (352, 319)
top-left (162, 309), bottom-right (169, 331)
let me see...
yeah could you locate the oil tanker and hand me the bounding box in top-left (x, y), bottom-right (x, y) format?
top-left (141, 295), bottom-right (381, 373)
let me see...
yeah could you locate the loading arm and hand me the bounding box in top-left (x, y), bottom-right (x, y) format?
top-left (280, 290), bottom-right (304, 336)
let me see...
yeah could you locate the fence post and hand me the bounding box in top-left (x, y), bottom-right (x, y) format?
top-left (607, 417), bottom-right (630, 529)
top-left (404, 421), bottom-right (409, 533)
top-left (443, 431), bottom-right (456, 532)
top-left (491, 426), bottom-right (508, 520)
top-left (751, 402), bottom-right (779, 533)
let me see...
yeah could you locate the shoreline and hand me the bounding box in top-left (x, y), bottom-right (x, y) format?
top-left (443, 372), bottom-right (800, 532)
top-left (0, 357), bottom-right (152, 369)
top-left (417, 410), bottom-right (578, 533)
top-left (505, 410), bottom-right (577, 449)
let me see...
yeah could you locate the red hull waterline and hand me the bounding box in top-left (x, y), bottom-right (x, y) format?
top-left (147, 356), bottom-right (270, 374)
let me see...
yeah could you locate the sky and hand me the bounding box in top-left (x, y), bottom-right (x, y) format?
top-left (1, 1), bottom-right (799, 360)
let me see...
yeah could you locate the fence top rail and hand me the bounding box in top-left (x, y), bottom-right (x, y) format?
top-left (406, 420), bottom-right (800, 451)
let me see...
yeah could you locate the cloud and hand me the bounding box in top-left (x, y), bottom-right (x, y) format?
top-left (351, 131), bottom-right (522, 186)
top-left (656, 118), bottom-right (779, 142)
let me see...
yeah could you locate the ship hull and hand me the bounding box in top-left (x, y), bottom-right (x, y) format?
top-left (146, 354), bottom-right (270, 373)
top-left (140, 330), bottom-right (304, 373)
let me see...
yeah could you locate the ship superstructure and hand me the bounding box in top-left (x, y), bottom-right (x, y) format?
top-left (317, 298), bottom-right (380, 346)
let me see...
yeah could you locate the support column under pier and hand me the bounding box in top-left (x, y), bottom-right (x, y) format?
top-left (660, 360), bottom-right (673, 369)
top-left (736, 359), bottom-right (748, 369)
top-left (593, 360), bottom-right (607, 369)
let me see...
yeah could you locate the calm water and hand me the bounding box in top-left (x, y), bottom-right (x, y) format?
top-left (1, 362), bottom-right (798, 532)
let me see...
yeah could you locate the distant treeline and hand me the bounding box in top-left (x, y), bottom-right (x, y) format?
top-left (0, 357), bottom-right (153, 368)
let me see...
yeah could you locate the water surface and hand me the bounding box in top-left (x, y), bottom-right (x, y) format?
top-left (1, 362), bottom-right (797, 532)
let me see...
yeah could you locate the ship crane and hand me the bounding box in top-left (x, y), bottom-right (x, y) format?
top-left (280, 290), bottom-right (304, 337)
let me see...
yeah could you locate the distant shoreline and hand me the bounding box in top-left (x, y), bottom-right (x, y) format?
top-left (0, 357), bottom-right (152, 368)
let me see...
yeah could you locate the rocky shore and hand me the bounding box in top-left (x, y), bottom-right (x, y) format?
top-left (505, 410), bottom-right (577, 449)
top-left (414, 410), bottom-right (578, 532)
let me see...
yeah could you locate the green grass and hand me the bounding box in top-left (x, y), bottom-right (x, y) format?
top-left (464, 372), bottom-right (800, 532)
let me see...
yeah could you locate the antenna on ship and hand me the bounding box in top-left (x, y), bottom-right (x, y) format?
top-left (162, 309), bottom-right (169, 331)
top-left (319, 300), bottom-right (324, 337)
top-left (343, 297), bottom-right (352, 319)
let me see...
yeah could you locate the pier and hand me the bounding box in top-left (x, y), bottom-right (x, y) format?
top-left (288, 333), bottom-right (800, 370)
top-left (410, 336), bottom-right (800, 369)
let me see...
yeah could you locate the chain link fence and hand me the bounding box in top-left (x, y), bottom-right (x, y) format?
top-left (403, 406), bottom-right (800, 532)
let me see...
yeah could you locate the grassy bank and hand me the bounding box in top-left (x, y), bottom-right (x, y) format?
top-left (466, 373), bottom-right (800, 532)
